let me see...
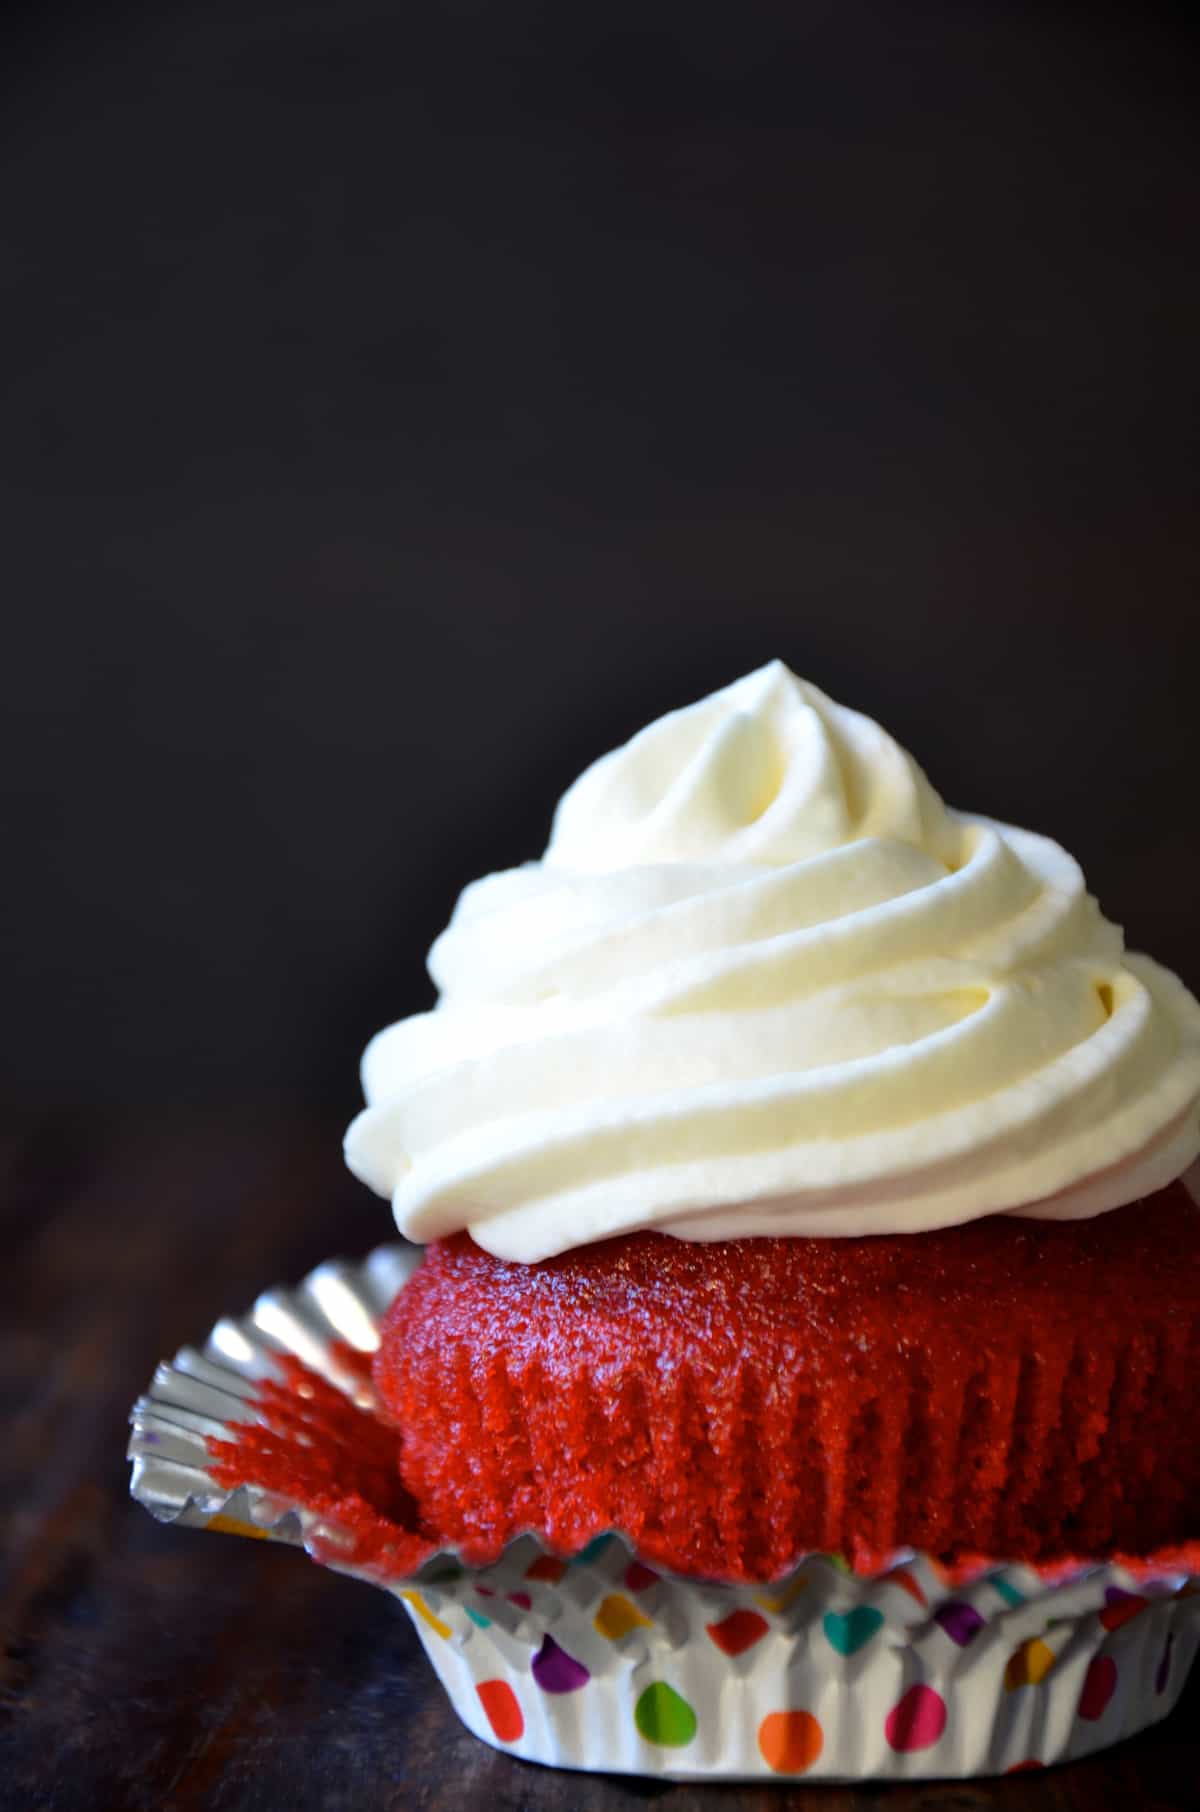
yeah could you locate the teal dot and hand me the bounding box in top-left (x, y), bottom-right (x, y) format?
top-left (634, 1682), bottom-right (698, 1748)
top-left (465, 1606), bottom-right (492, 1628)
top-left (574, 1533), bottom-right (614, 1565)
top-left (988, 1574), bottom-right (1025, 1607)
top-left (823, 1606), bottom-right (885, 1656)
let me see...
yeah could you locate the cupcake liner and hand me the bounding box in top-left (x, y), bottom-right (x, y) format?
top-left (128, 1242), bottom-right (1200, 1780)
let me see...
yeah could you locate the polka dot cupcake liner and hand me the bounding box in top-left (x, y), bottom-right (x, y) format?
top-left (396, 1538), bottom-right (1200, 1778)
top-left (129, 1242), bottom-right (1200, 1780)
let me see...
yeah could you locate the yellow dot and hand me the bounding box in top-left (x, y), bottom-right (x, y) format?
top-left (1004, 1637), bottom-right (1056, 1690)
top-left (593, 1593), bottom-right (653, 1640)
top-left (206, 1514), bottom-right (272, 1541)
top-left (753, 1576), bottom-right (808, 1613)
top-left (399, 1590), bottom-right (452, 1640)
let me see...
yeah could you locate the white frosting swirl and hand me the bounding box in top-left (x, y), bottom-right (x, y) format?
top-left (346, 661), bottom-right (1200, 1261)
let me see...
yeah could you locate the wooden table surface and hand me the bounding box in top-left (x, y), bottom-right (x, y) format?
top-left (3, 1107), bottom-right (1198, 1811)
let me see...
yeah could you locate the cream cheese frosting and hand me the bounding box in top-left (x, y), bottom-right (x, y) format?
top-left (345, 661), bottom-right (1200, 1261)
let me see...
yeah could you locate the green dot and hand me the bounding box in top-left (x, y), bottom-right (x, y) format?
top-left (634, 1681), bottom-right (698, 1748)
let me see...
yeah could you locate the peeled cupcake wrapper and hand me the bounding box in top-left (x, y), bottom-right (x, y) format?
top-left (128, 1243), bottom-right (1200, 1781)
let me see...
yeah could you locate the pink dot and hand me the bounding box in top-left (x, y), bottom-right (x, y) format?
top-left (1079, 1655), bottom-right (1117, 1722)
top-left (885, 1684), bottom-right (947, 1752)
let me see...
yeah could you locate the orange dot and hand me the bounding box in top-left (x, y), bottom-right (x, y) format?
top-left (886, 1566), bottom-right (927, 1607)
top-left (476, 1678), bottom-right (524, 1743)
top-left (758, 1709), bottom-right (824, 1774)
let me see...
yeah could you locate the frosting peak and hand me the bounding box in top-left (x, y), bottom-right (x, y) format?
top-left (546, 661), bottom-right (960, 872)
top-left (346, 663), bottom-right (1200, 1261)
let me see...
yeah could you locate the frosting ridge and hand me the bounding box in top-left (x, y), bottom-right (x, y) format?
top-left (346, 662), bottom-right (1200, 1260)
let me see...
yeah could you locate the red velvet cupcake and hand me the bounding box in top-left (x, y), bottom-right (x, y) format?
top-left (348, 663), bottom-right (1200, 1579)
top-left (132, 663), bottom-right (1200, 1784)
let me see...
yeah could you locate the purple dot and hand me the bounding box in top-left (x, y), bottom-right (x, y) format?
top-left (934, 1600), bottom-right (985, 1646)
top-left (531, 1634), bottom-right (590, 1693)
top-left (1156, 1633), bottom-right (1174, 1696)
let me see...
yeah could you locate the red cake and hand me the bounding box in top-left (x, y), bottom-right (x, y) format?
top-left (346, 665), bottom-right (1200, 1593)
top-left (373, 1179), bottom-right (1200, 1581)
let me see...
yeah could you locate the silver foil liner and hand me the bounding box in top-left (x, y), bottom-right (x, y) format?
top-left (129, 1243), bottom-right (1200, 1781)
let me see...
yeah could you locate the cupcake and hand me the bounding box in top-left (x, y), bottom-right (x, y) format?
top-left (136, 660), bottom-right (1200, 1780)
top-left (348, 661), bottom-right (1200, 1581)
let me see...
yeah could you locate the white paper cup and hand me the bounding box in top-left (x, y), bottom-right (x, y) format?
top-left (128, 1243), bottom-right (1200, 1780)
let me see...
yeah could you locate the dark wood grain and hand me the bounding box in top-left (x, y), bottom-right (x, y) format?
top-left (2, 1110), bottom-right (1198, 1811)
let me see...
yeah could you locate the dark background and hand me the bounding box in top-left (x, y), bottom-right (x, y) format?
top-left (3, 9), bottom-right (1200, 1805)
top-left (3, 0), bottom-right (1198, 1119)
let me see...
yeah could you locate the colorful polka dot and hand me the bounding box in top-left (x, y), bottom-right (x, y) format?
top-left (476, 1678), bottom-right (524, 1743)
top-left (206, 1513), bottom-right (271, 1541)
top-left (531, 1634), bottom-right (590, 1694)
top-left (754, 1576), bottom-right (808, 1614)
top-left (623, 1560), bottom-right (659, 1592)
top-left (1156, 1633), bottom-right (1175, 1695)
top-left (574, 1534), bottom-right (614, 1564)
top-left (1079, 1654), bottom-right (1118, 1722)
top-left (934, 1600), bottom-right (985, 1647)
top-left (506, 1591), bottom-right (532, 1611)
top-left (885, 1567), bottom-right (926, 1607)
top-left (823, 1605), bottom-right (884, 1656)
top-left (464, 1606), bottom-right (492, 1629)
top-left (1006, 1760), bottom-right (1044, 1773)
top-left (1099, 1587), bottom-right (1148, 1632)
top-left (525, 1555), bottom-right (568, 1583)
top-left (634, 1681), bottom-right (698, 1748)
top-left (398, 1590), bottom-right (451, 1640)
top-left (1005, 1638), bottom-right (1056, 1690)
top-left (885, 1684), bottom-right (947, 1753)
top-left (988, 1573), bottom-right (1026, 1607)
top-left (757, 1709), bottom-right (824, 1774)
top-left (594, 1593), bottom-right (653, 1640)
top-left (705, 1608), bottom-right (769, 1656)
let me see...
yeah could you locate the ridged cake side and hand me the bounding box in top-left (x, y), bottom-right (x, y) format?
top-left (374, 1183), bottom-right (1200, 1579)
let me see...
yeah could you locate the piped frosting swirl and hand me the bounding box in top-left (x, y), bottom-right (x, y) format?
top-left (346, 662), bottom-right (1200, 1260)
